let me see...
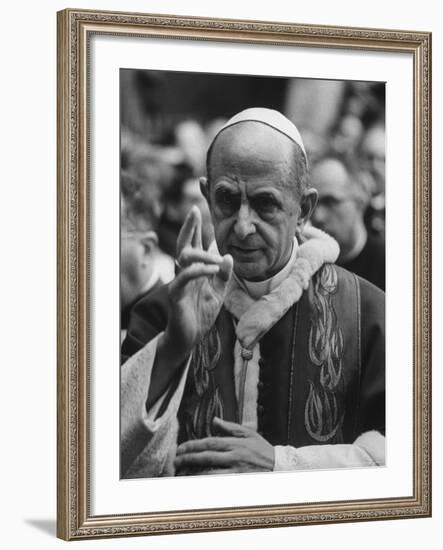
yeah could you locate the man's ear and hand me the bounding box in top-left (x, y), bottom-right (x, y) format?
top-left (297, 188), bottom-right (318, 232)
top-left (140, 231), bottom-right (158, 257)
top-left (199, 177), bottom-right (209, 202)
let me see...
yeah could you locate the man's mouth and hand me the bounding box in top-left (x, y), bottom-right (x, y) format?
top-left (230, 245), bottom-right (262, 258)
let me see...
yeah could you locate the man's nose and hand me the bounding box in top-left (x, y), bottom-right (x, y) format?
top-left (234, 203), bottom-right (257, 240)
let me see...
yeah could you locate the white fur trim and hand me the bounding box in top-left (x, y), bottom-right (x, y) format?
top-left (224, 226), bottom-right (339, 350)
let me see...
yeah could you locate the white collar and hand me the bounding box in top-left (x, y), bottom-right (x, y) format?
top-left (223, 227), bottom-right (340, 351)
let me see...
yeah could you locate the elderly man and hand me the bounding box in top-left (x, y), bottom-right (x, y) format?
top-left (120, 171), bottom-right (174, 340)
top-left (121, 108), bottom-right (385, 478)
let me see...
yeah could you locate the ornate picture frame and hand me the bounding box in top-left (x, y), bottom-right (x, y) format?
top-left (57, 8), bottom-right (431, 540)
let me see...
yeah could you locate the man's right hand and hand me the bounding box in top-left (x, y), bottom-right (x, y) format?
top-left (165, 206), bottom-right (233, 359)
top-left (147, 206), bottom-right (233, 408)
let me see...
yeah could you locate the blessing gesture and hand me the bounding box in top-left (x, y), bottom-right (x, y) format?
top-left (147, 206), bottom-right (233, 407)
top-left (167, 205), bottom-right (233, 357)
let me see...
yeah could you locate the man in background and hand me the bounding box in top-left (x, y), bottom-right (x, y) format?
top-left (359, 123), bottom-right (386, 237)
top-left (120, 172), bottom-right (174, 341)
top-left (310, 154), bottom-right (385, 291)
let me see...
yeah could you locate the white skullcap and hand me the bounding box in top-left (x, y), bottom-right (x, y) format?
top-left (211, 107), bottom-right (308, 163)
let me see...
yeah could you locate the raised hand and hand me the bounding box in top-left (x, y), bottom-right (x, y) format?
top-left (147, 207), bottom-right (233, 408)
top-left (165, 206), bottom-right (233, 358)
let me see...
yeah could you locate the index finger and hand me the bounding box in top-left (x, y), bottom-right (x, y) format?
top-left (176, 206), bottom-right (199, 257)
top-left (191, 206), bottom-right (203, 250)
top-left (212, 416), bottom-right (250, 437)
top-left (176, 437), bottom-right (239, 455)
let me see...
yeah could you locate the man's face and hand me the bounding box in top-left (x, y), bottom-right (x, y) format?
top-left (360, 125), bottom-right (385, 195)
top-left (205, 123), bottom-right (304, 281)
top-left (121, 233), bottom-right (147, 308)
top-left (120, 198), bottom-right (157, 308)
top-left (310, 159), bottom-right (361, 249)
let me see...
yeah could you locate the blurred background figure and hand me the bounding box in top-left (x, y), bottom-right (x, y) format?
top-left (310, 154), bottom-right (385, 290)
top-left (157, 162), bottom-right (214, 256)
top-left (330, 114), bottom-right (364, 156)
top-left (360, 124), bottom-right (386, 193)
top-left (120, 171), bottom-right (174, 341)
top-left (120, 69), bottom-right (385, 295)
top-left (175, 119), bottom-right (208, 175)
top-left (359, 123), bottom-right (386, 236)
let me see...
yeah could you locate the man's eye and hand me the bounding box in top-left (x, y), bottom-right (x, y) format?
top-left (320, 196), bottom-right (341, 207)
top-left (216, 190), bottom-right (240, 210)
top-left (221, 192), bottom-right (234, 205)
top-left (252, 197), bottom-right (278, 214)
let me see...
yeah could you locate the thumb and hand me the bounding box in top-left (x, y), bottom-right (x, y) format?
top-left (213, 416), bottom-right (249, 437)
top-left (212, 254), bottom-right (233, 295)
top-left (218, 254), bottom-right (233, 282)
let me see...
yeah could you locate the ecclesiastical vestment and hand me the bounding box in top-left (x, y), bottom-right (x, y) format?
top-left (121, 228), bottom-right (385, 478)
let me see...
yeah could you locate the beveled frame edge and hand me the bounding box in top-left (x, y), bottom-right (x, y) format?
top-left (56, 7), bottom-right (432, 541)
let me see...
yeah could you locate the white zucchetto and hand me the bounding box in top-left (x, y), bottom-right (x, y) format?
top-left (210, 107), bottom-right (307, 163)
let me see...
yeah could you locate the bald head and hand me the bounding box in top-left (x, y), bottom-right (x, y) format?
top-left (207, 121), bottom-right (308, 199)
top-left (310, 156), bottom-right (368, 258)
top-left (311, 156), bottom-right (368, 209)
top-left (311, 158), bottom-right (350, 195)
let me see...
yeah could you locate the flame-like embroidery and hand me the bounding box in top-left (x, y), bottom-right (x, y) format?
top-left (306, 264), bottom-right (344, 442)
top-left (192, 326), bottom-right (221, 397)
top-left (189, 386), bottom-right (224, 439)
top-left (182, 326), bottom-right (223, 440)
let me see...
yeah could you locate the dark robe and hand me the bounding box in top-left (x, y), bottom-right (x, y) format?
top-left (339, 232), bottom-right (385, 291)
top-left (120, 279), bottom-right (164, 331)
top-left (122, 263), bottom-right (385, 451)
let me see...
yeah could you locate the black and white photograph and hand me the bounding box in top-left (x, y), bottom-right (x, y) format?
top-left (52, 5), bottom-right (432, 542)
top-left (119, 69), bottom-right (386, 479)
top-left (0, 0), bottom-right (437, 544)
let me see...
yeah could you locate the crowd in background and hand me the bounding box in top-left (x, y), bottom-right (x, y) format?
top-left (120, 70), bottom-right (386, 336)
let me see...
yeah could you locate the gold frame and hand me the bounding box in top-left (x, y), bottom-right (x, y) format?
top-left (57, 8), bottom-right (432, 540)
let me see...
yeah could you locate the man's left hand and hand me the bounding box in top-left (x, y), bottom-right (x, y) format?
top-left (174, 417), bottom-right (275, 475)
